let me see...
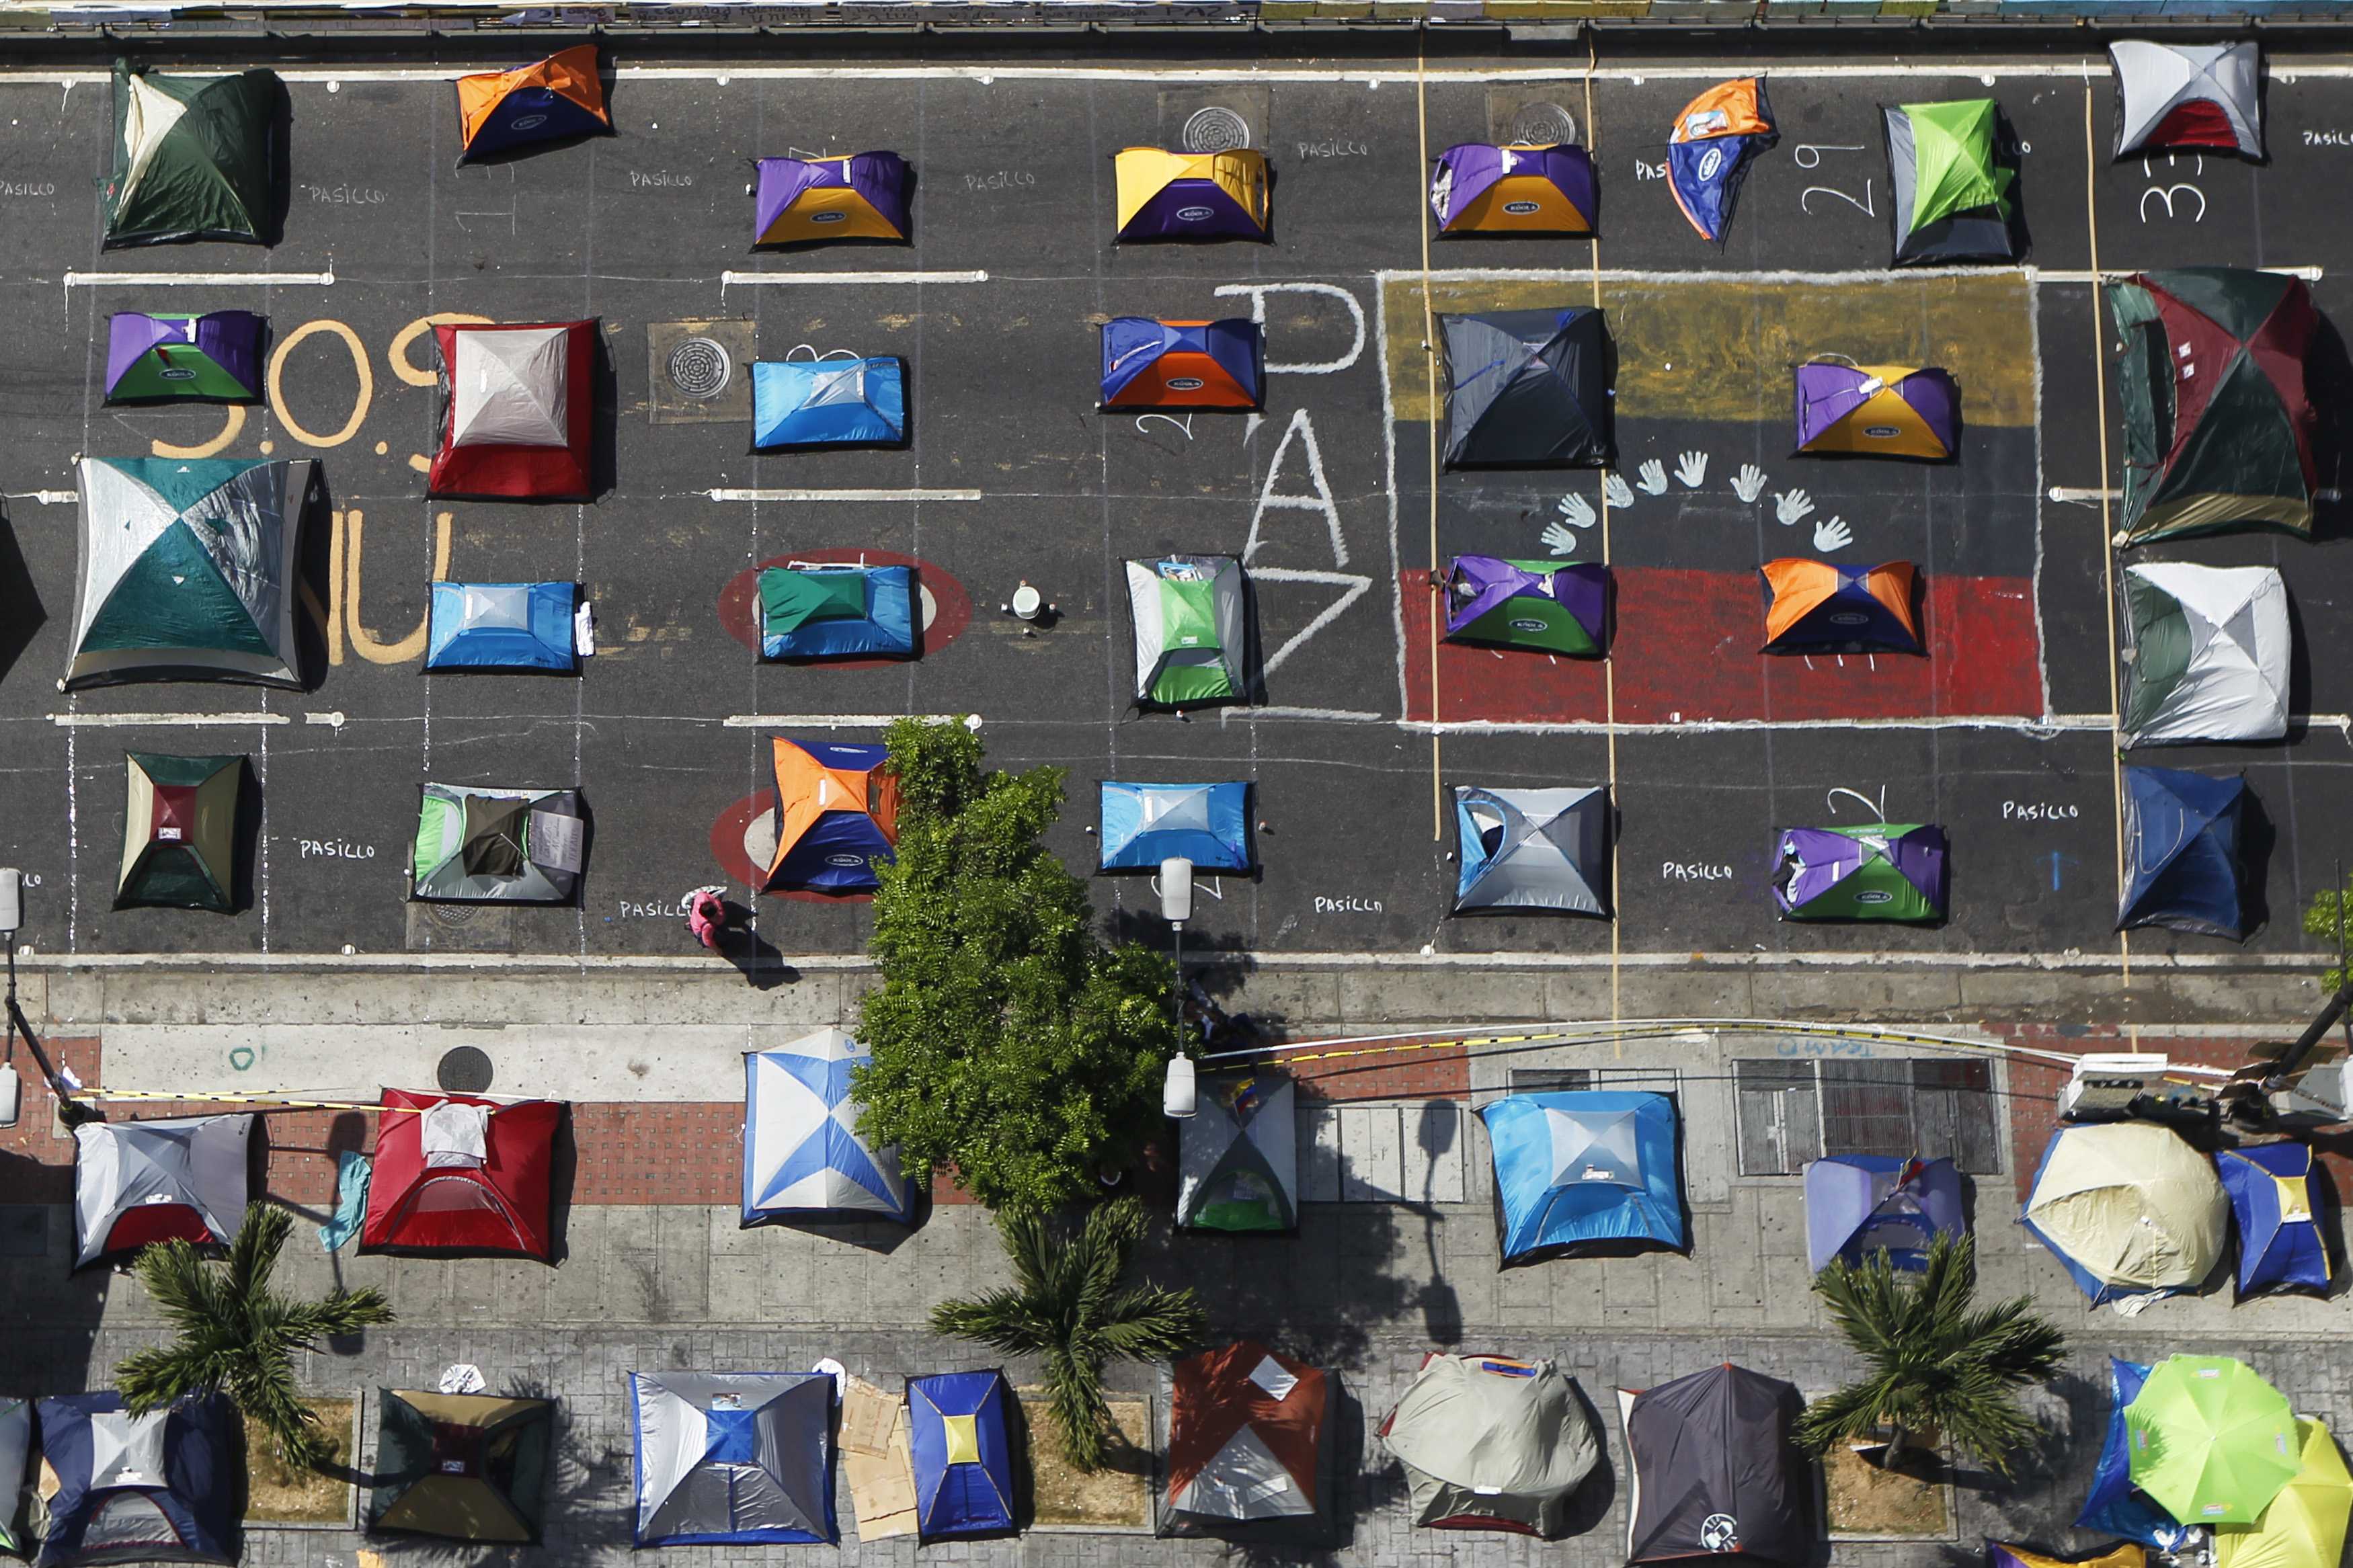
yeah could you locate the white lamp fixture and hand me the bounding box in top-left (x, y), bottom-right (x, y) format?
top-left (1162, 1055), bottom-right (1197, 1119)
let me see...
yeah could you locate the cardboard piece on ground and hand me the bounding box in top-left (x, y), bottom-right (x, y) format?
top-left (840, 1374), bottom-right (918, 1542)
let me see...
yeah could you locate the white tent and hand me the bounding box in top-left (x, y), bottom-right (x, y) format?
top-left (2121, 562), bottom-right (2289, 747)
top-left (2110, 40), bottom-right (2263, 161)
top-left (742, 1028), bottom-right (911, 1223)
top-left (452, 326), bottom-right (571, 448)
top-left (72, 1114), bottom-right (252, 1268)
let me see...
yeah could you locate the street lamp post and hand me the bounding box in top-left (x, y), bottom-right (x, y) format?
top-left (1157, 857), bottom-right (1197, 1119)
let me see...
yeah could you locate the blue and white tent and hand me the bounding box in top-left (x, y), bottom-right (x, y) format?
top-left (758, 563), bottom-right (916, 661)
top-left (908, 1371), bottom-right (1015, 1540)
top-left (34, 1393), bottom-right (237, 1567)
top-left (2218, 1141), bottom-right (2330, 1296)
top-left (743, 1028), bottom-right (912, 1225)
top-left (752, 358), bottom-right (906, 448)
top-left (2120, 766), bottom-right (2249, 938)
top-left (2078, 1358), bottom-right (2195, 1552)
top-left (629, 1371), bottom-right (835, 1546)
top-left (1480, 1091), bottom-right (1685, 1264)
top-left (425, 581), bottom-right (579, 672)
top-left (1099, 781), bottom-right (1250, 872)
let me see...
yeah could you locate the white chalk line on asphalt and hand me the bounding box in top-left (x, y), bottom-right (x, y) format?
top-left (707, 487), bottom-right (984, 503)
top-left (50, 711), bottom-right (291, 727)
top-left (719, 270), bottom-right (988, 287)
top-left (63, 270), bottom-right (335, 288)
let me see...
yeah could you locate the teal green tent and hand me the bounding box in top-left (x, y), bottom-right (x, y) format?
top-left (1125, 555), bottom-right (1248, 708)
top-left (106, 62), bottom-right (279, 248)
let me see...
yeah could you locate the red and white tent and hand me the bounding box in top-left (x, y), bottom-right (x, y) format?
top-left (428, 320), bottom-right (595, 500)
top-left (1167, 1341), bottom-right (1326, 1524)
top-left (360, 1089), bottom-right (559, 1259)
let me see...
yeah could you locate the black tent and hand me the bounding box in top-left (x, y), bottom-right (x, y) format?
top-left (1619, 1363), bottom-right (1804, 1565)
top-left (1438, 308), bottom-right (1613, 468)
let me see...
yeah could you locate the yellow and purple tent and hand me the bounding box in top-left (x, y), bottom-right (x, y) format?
top-left (753, 153), bottom-right (912, 245)
top-left (1114, 148), bottom-right (1269, 241)
top-left (1429, 144), bottom-right (1595, 235)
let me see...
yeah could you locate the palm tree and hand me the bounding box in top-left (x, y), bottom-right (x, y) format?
top-left (114, 1201), bottom-right (395, 1471)
top-left (930, 1196), bottom-right (1205, 1472)
top-left (1794, 1232), bottom-right (2065, 1476)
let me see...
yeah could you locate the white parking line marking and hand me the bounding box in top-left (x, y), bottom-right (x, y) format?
top-left (51, 712), bottom-right (290, 727)
top-left (63, 270), bottom-right (335, 288)
top-left (707, 487), bottom-right (983, 503)
top-left (719, 270), bottom-right (988, 287)
top-left (722, 714), bottom-right (979, 729)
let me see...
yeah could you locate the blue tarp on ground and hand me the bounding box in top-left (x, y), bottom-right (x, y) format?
top-left (758, 565), bottom-right (916, 661)
top-left (1802, 1154), bottom-right (1966, 1272)
top-left (2078, 1357), bottom-right (2194, 1551)
top-left (908, 1370), bottom-right (1016, 1540)
top-left (752, 358), bottom-right (907, 448)
top-left (425, 581), bottom-right (577, 671)
top-left (35, 1392), bottom-right (238, 1567)
top-left (1099, 781), bottom-right (1250, 872)
top-left (1481, 1090), bottom-right (1685, 1264)
top-left (2219, 1141), bottom-right (2331, 1296)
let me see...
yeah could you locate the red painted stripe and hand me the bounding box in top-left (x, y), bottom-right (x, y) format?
top-left (1403, 567), bottom-right (2040, 724)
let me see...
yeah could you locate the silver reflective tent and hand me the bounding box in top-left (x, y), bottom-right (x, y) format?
top-left (629, 1372), bottom-right (836, 1546)
top-left (1177, 1075), bottom-right (1297, 1233)
top-left (1380, 1353), bottom-right (1599, 1536)
top-left (2121, 562), bottom-right (2289, 747)
top-left (1453, 785), bottom-right (1609, 915)
top-left (2110, 40), bottom-right (2263, 161)
top-left (72, 1114), bottom-right (251, 1268)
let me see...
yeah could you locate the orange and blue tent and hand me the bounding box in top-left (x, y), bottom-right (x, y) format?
top-left (1668, 78), bottom-right (1778, 244)
top-left (766, 738), bottom-right (900, 894)
top-left (1114, 148), bottom-right (1269, 241)
top-left (753, 153), bottom-right (912, 246)
top-left (1101, 318), bottom-right (1263, 409)
top-left (1429, 144), bottom-right (1595, 235)
top-left (455, 45), bottom-right (609, 165)
top-left (1759, 559), bottom-right (1921, 655)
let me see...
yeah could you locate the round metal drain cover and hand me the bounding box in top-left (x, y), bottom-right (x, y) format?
top-left (1182, 107), bottom-right (1252, 154)
top-left (1507, 103), bottom-right (1578, 147)
top-left (436, 1045), bottom-right (494, 1094)
top-left (667, 337), bottom-right (733, 402)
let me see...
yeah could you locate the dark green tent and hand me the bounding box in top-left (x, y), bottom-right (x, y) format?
top-left (106, 62), bottom-right (279, 248)
top-left (2110, 267), bottom-right (2319, 544)
top-left (371, 1390), bottom-right (554, 1544)
top-left (116, 752), bottom-right (242, 913)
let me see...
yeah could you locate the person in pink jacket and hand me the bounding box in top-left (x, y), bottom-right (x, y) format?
top-left (683, 885), bottom-right (728, 951)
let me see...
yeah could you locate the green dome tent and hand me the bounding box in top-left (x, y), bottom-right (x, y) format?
top-left (1126, 555), bottom-right (1248, 708)
top-left (106, 62), bottom-right (280, 248)
top-left (2126, 1355), bottom-right (2301, 1526)
top-left (1882, 99), bottom-right (2018, 264)
top-left (116, 753), bottom-right (243, 913)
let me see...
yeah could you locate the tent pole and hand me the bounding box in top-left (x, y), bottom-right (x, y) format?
top-left (1416, 46), bottom-right (1443, 841)
top-left (2081, 77), bottom-right (2134, 1029)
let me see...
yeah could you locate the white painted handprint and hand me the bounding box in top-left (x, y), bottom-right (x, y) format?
top-left (1674, 451), bottom-right (1708, 489)
top-left (1541, 522), bottom-right (1581, 556)
top-left (1554, 493), bottom-right (1597, 530)
top-left (1812, 515), bottom-right (1853, 552)
top-left (1730, 464), bottom-right (1767, 505)
top-left (1636, 459), bottom-right (1669, 497)
top-left (1773, 489), bottom-right (1814, 527)
top-left (1603, 472), bottom-right (1635, 510)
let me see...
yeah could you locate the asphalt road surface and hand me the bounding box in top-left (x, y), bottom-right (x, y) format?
top-left (0, 47), bottom-right (2348, 966)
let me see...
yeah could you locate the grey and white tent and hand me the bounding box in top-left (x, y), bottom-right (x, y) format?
top-left (628, 1372), bottom-right (835, 1546)
top-left (1453, 786), bottom-right (1609, 915)
top-left (451, 326), bottom-right (572, 449)
top-left (1380, 1353), bottom-right (1599, 1536)
top-left (1437, 308), bottom-right (1613, 469)
top-left (411, 784), bottom-right (585, 903)
top-left (2110, 40), bottom-right (2263, 161)
top-left (1126, 555), bottom-right (1249, 708)
top-left (72, 1114), bottom-right (251, 1268)
top-left (2121, 562), bottom-right (2289, 747)
top-left (1177, 1076), bottom-right (1297, 1233)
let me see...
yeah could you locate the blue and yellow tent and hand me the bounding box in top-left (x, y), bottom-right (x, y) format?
top-left (758, 564), bottom-right (916, 661)
top-left (752, 358), bottom-right (906, 448)
top-left (1099, 781), bottom-right (1250, 872)
top-left (425, 581), bottom-right (579, 673)
top-left (2219, 1142), bottom-right (2330, 1296)
top-left (766, 739), bottom-right (898, 894)
top-left (1114, 148), bottom-right (1269, 241)
top-left (1100, 319), bottom-right (1263, 409)
top-left (908, 1371), bottom-right (1015, 1539)
top-left (1481, 1091), bottom-right (1685, 1264)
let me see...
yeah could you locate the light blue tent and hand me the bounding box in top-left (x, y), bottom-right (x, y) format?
top-left (908, 1370), bottom-right (1015, 1540)
top-left (1480, 1091), bottom-right (1685, 1264)
top-left (1099, 781), bottom-right (1250, 872)
top-left (752, 358), bottom-right (906, 448)
top-left (742, 1028), bottom-right (912, 1224)
top-left (758, 564), bottom-right (916, 661)
top-left (424, 581), bottom-right (577, 672)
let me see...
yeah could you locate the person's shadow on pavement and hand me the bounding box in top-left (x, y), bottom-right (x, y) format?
top-left (714, 898), bottom-right (797, 991)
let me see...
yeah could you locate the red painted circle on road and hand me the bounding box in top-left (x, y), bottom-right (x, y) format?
top-left (708, 788), bottom-right (877, 904)
top-left (716, 548), bottom-right (973, 665)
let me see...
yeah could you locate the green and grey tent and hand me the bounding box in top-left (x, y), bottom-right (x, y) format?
top-left (1126, 555), bottom-right (1248, 708)
top-left (412, 784), bottom-right (584, 903)
top-left (69, 457), bottom-right (309, 690)
top-left (371, 1390), bottom-right (554, 1544)
top-left (1881, 99), bottom-right (2018, 264)
top-left (1178, 1075), bottom-right (1297, 1233)
top-left (2123, 563), bottom-right (2289, 747)
top-left (117, 753), bottom-right (243, 913)
top-left (2110, 267), bottom-right (2319, 544)
top-left (106, 62), bottom-right (279, 248)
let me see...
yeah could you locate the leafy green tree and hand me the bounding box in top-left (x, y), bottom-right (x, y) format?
top-left (932, 1197), bottom-right (1205, 1471)
top-left (1793, 1233), bottom-right (2065, 1475)
top-left (114, 1201), bottom-right (395, 1471)
top-left (854, 716), bottom-right (1183, 1209)
top-left (2303, 877), bottom-right (2353, 991)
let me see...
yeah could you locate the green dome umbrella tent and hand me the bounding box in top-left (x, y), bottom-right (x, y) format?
top-left (69, 458), bottom-right (311, 690)
top-left (116, 753), bottom-right (243, 913)
top-left (2217, 1417), bottom-right (2353, 1568)
top-left (1126, 555), bottom-right (1248, 709)
top-left (2121, 563), bottom-right (2290, 747)
top-left (1881, 99), bottom-right (2019, 264)
top-left (2126, 1356), bottom-right (2301, 1526)
top-left (2109, 268), bottom-right (2319, 545)
top-left (105, 62), bottom-right (280, 247)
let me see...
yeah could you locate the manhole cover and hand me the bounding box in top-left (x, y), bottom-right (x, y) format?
top-left (1183, 106), bottom-right (1252, 153)
top-left (437, 1046), bottom-right (493, 1094)
top-left (1507, 102), bottom-right (1578, 147)
top-left (666, 336), bottom-right (733, 402)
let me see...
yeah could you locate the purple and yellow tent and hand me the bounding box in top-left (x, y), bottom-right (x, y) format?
top-left (754, 153), bottom-right (912, 245)
top-left (1794, 360), bottom-right (1959, 460)
top-left (1113, 148), bottom-right (1269, 241)
top-left (1429, 144), bottom-right (1595, 235)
